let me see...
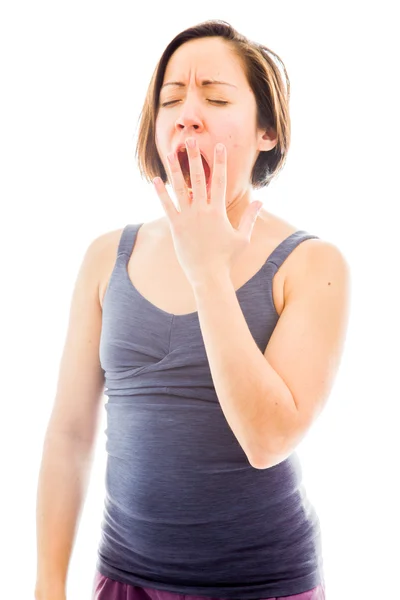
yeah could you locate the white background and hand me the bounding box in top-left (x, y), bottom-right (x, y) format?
top-left (1, 1), bottom-right (399, 599)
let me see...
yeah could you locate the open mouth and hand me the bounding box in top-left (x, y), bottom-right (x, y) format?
top-left (176, 146), bottom-right (211, 191)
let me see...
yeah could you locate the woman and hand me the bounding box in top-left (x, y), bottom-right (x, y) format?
top-left (91, 18), bottom-right (350, 599)
top-left (35, 18), bottom-right (350, 600)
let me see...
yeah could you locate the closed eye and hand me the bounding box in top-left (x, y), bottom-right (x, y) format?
top-left (160, 100), bottom-right (228, 107)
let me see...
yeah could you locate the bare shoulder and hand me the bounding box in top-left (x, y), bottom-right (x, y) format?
top-left (95, 220), bottom-right (164, 307)
top-left (256, 208), bottom-right (350, 302)
top-left (90, 226), bottom-right (126, 254)
top-left (93, 218), bottom-right (164, 256)
top-left (284, 233), bottom-right (351, 302)
top-left (86, 227), bottom-right (125, 307)
top-left (256, 207), bottom-right (300, 274)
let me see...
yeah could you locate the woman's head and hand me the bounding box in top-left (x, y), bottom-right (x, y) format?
top-left (135, 20), bottom-right (290, 203)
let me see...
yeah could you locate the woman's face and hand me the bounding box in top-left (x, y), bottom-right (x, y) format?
top-left (155, 36), bottom-right (276, 207)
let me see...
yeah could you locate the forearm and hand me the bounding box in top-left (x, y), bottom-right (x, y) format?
top-left (35, 431), bottom-right (95, 599)
top-left (192, 272), bottom-right (297, 468)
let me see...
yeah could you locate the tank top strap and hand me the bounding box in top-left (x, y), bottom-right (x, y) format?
top-left (267, 230), bottom-right (320, 270)
top-left (115, 225), bottom-right (318, 271)
top-left (116, 223), bottom-right (144, 263)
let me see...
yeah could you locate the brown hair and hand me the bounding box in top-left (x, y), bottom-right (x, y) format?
top-left (135, 19), bottom-right (291, 190)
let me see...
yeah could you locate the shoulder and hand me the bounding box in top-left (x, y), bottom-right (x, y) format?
top-left (89, 226), bottom-right (126, 255)
top-left (91, 220), bottom-right (161, 306)
top-left (78, 227), bottom-right (124, 308)
top-left (94, 218), bottom-right (165, 254)
top-left (256, 209), bottom-right (351, 306)
top-left (292, 237), bottom-right (350, 279)
top-left (285, 236), bottom-right (351, 304)
top-left (82, 227), bottom-right (125, 280)
top-left (73, 227), bottom-right (125, 279)
top-left (91, 218), bottom-right (165, 263)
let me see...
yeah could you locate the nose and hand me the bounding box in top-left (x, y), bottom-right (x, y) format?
top-left (175, 98), bottom-right (204, 134)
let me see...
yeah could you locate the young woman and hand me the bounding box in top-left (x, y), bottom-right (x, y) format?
top-left (36, 18), bottom-right (350, 600)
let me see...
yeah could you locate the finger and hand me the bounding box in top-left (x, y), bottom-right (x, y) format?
top-left (153, 177), bottom-right (179, 222)
top-left (186, 138), bottom-right (207, 204)
top-left (239, 202), bottom-right (262, 239)
top-left (167, 151), bottom-right (190, 208)
top-left (210, 143), bottom-right (227, 207)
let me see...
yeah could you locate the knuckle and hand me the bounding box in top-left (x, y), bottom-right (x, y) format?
top-left (193, 173), bottom-right (203, 187)
top-left (175, 184), bottom-right (186, 196)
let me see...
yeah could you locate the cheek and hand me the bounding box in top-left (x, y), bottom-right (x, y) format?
top-left (155, 115), bottom-right (168, 144)
top-left (219, 123), bottom-right (247, 157)
top-left (154, 121), bottom-right (163, 149)
top-left (154, 125), bottom-right (168, 165)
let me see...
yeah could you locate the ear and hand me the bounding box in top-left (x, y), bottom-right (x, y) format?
top-left (258, 127), bottom-right (278, 152)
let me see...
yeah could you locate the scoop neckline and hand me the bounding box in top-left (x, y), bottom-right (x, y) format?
top-left (120, 224), bottom-right (303, 320)
top-left (123, 254), bottom-right (275, 319)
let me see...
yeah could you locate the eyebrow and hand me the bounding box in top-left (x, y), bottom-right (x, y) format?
top-left (160, 79), bottom-right (237, 91)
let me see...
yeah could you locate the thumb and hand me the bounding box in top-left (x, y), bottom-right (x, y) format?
top-left (240, 202), bottom-right (263, 238)
top-left (253, 202), bottom-right (263, 217)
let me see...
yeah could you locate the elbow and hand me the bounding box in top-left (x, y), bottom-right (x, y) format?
top-left (249, 397), bottom-right (299, 469)
top-left (249, 449), bottom-right (293, 470)
top-left (247, 435), bottom-right (277, 470)
top-left (249, 457), bottom-right (269, 470)
top-left (248, 436), bottom-right (295, 470)
top-left (248, 446), bottom-right (272, 470)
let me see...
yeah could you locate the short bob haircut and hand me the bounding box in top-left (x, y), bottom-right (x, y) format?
top-left (135, 19), bottom-right (291, 190)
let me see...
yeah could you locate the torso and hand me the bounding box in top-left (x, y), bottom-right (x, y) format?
top-left (98, 208), bottom-right (306, 317)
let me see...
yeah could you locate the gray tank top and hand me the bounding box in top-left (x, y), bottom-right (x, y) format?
top-left (95, 223), bottom-right (325, 598)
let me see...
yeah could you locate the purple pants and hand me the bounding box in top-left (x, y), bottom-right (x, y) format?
top-left (91, 570), bottom-right (326, 600)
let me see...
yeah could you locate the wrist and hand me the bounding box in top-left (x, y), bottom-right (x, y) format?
top-left (191, 269), bottom-right (232, 293)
